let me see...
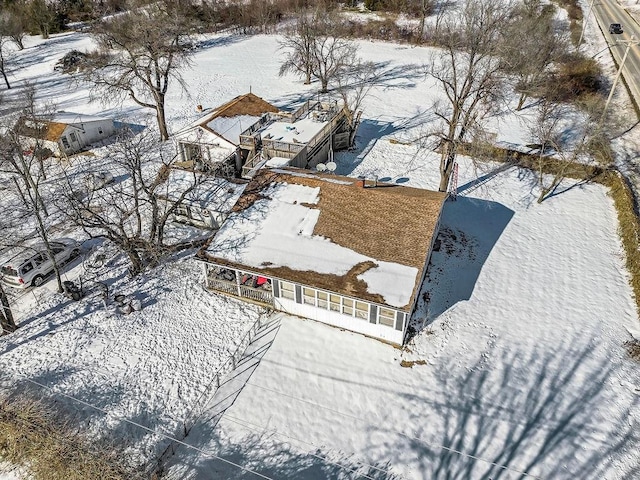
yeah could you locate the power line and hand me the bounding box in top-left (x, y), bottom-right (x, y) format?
top-left (17, 377), bottom-right (276, 480)
top-left (8, 357), bottom-right (400, 480)
top-left (244, 381), bottom-right (542, 479)
top-left (223, 413), bottom-right (401, 480)
top-left (6, 324), bottom-right (541, 479)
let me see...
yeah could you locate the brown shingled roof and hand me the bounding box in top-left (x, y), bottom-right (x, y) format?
top-left (201, 168), bottom-right (448, 310)
top-left (15, 117), bottom-right (69, 142)
top-left (201, 93), bottom-right (279, 122)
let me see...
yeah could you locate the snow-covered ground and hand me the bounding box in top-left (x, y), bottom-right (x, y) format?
top-left (164, 140), bottom-right (640, 479)
top-left (0, 20), bottom-right (638, 480)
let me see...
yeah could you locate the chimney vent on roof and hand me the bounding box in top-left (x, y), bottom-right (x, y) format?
top-left (355, 178), bottom-right (365, 188)
top-left (196, 104), bottom-right (203, 112)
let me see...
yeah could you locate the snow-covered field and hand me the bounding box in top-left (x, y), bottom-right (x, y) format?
top-left (168, 162), bottom-right (639, 478)
top-left (0, 20), bottom-right (639, 480)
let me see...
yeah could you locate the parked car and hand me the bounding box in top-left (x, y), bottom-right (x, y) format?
top-left (609, 23), bottom-right (623, 34)
top-left (0, 239), bottom-right (81, 289)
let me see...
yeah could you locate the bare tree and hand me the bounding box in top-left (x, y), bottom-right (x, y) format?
top-left (27, 0), bottom-right (57, 39)
top-left (279, 10), bottom-right (358, 93)
top-left (85, 0), bottom-right (195, 141)
top-left (0, 8), bottom-right (27, 51)
top-left (429, 0), bottom-right (515, 192)
top-left (529, 96), bottom-right (606, 203)
top-left (279, 12), bottom-right (317, 85)
top-left (500, 0), bottom-right (568, 110)
top-left (312, 34), bottom-right (358, 93)
top-left (0, 93), bottom-right (67, 293)
top-left (414, 0), bottom-right (435, 42)
top-left (336, 60), bottom-right (376, 148)
top-left (58, 128), bottom-right (230, 275)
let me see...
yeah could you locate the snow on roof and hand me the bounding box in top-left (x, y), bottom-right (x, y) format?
top-left (260, 117), bottom-right (328, 144)
top-left (201, 168), bottom-right (447, 309)
top-left (265, 157), bottom-right (292, 168)
top-left (174, 126), bottom-right (237, 163)
top-left (52, 111), bottom-right (113, 124)
top-left (174, 93), bottom-right (279, 145)
top-left (161, 168), bottom-right (247, 212)
top-left (206, 114), bottom-right (260, 144)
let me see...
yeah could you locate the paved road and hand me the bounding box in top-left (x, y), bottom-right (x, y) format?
top-left (590, 0), bottom-right (640, 215)
top-left (592, 0), bottom-right (640, 107)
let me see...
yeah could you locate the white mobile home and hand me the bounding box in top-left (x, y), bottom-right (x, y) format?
top-left (17, 112), bottom-right (116, 156)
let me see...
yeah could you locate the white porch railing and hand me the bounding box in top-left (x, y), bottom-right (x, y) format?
top-left (206, 276), bottom-right (273, 306)
top-left (239, 284), bottom-right (272, 304)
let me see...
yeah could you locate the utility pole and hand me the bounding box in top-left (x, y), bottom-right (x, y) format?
top-left (600, 35), bottom-right (639, 126)
top-left (578, 0), bottom-right (596, 47)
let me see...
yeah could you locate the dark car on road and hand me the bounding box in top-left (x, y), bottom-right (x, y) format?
top-left (609, 23), bottom-right (623, 34)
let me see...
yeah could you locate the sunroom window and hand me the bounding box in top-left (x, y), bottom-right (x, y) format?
top-left (354, 301), bottom-right (368, 319)
top-left (317, 291), bottom-right (328, 308)
top-left (378, 307), bottom-right (396, 327)
top-left (329, 294), bottom-right (340, 312)
top-left (280, 281), bottom-right (295, 300)
top-left (303, 287), bottom-right (316, 305)
top-left (342, 297), bottom-right (354, 316)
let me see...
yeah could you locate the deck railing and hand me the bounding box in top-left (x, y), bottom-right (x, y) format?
top-left (240, 285), bottom-right (273, 304)
top-left (207, 276), bottom-right (273, 305)
top-left (207, 277), bottom-right (238, 296)
top-left (261, 139), bottom-right (306, 154)
top-left (241, 152), bottom-right (268, 178)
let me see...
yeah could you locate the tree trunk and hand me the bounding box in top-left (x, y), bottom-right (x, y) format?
top-left (126, 248), bottom-right (144, 277)
top-left (320, 78), bottom-right (328, 93)
top-left (438, 143), bottom-right (456, 192)
top-left (0, 51), bottom-right (10, 89)
top-left (156, 101), bottom-right (169, 141)
top-left (417, 3), bottom-right (427, 44)
top-left (0, 284), bottom-right (16, 335)
top-left (516, 92), bottom-right (526, 111)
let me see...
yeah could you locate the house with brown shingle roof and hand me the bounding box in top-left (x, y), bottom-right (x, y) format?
top-left (16, 112), bottom-right (116, 156)
top-left (173, 93), bottom-right (280, 174)
top-left (197, 167), bottom-right (447, 345)
top-left (174, 92), bottom-right (356, 179)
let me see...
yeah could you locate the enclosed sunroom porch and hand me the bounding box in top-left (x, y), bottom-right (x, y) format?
top-left (202, 261), bottom-right (409, 345)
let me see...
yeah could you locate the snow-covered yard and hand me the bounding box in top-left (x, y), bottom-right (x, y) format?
top-left (162, 156), bottom-right (640, 479)
top-left (0, 23), bottom-right (639, 479)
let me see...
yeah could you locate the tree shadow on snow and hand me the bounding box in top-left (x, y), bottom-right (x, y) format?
top-left (408, 196), bottom-right (514, 338)
top-left (384, 335), bottom-right (640, 479)
top-left (334, 112), bottom-right (433, 178)
top-left (193, 35), bottom-right (249, 52)
top-left (164, 430), bottom-right (401, 480)
top-left (157, 313), bottom-right (403, 479)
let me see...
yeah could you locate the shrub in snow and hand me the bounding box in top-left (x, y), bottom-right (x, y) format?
top-left (624, 339), bottom-right (640, 361)
top-left (54, 50), bottom-right (89, 73)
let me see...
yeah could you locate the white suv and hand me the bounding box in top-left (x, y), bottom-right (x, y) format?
top-left (1, 239), bottom-right (81, 288)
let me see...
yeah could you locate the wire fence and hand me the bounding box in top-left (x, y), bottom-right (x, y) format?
top-left (183, 310), bottom-right (269, 435)
top-left (148, 310), bottom-right (271, 474)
